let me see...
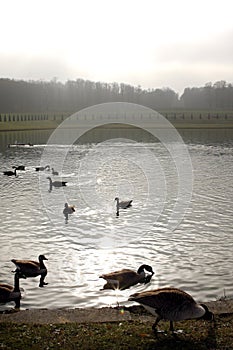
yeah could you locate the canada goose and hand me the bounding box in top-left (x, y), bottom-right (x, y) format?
top-left (11, 254), bottom-right (48, 287)
top-left (63, 203), bottom-right (75, 222)
top-left (3, 168), bottom-right (17, 176)
top-left (47, 177), bottom-right (67, 192)
top-left (51, 168), bottom-right (59, 175)
top-left (35, 165), bottom-right (50, 171)
top-left (0, 271), bottom-right (26, 308)
top-left (100, 264), bottom-right (154, 290)
top-left (115, 197), bottom-right (133, 216)
top-left (12, 165), bottom-right (25, 171)
top-left (128, 287), bottom-right (213, 334)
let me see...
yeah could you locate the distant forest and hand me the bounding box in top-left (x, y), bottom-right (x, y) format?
top-left (0, 78), bottom-right (233, 113)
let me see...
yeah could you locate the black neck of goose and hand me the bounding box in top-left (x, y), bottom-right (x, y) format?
top-left (39, 260), bottom-right (46, 269)
top-left (137, 265), bottom-right (146, 274)
top-left (14, 274), bottom-right (20, 292)
top-left (137, 264), bottom-right (153, 275)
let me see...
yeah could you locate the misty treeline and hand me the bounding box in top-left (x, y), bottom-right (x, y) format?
top-left (0, 78), bottom-right (233, 113)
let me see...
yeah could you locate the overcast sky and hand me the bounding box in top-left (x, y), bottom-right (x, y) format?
top-left (1, 0), bottom-right (233, 95)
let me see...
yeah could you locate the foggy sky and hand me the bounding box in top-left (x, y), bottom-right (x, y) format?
top-left (1, 0), bottom-right (233, 95)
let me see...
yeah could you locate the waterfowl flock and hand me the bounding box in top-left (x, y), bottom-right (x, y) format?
top-left (0, 254), bottom-right (214, 337)
top-left (1, 160), bottom-right (214, 338)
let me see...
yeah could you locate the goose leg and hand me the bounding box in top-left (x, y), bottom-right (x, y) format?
top-left (15, 298), bottom-right (21, 309)
top-left (152, 316), bottom-right (163, 334)
top-left (170, 321), bottom-right (184, 337)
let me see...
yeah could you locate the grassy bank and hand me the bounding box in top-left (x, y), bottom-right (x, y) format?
top-left (0, 313), bottom-right (233, 349)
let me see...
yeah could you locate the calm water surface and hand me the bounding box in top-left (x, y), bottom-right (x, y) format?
top-left (0, 128), bottom-right (233, 310)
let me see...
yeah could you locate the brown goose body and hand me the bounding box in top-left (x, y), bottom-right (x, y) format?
top-left (129, 287), bottom-right (213, 333)
top-left (11, 254), bottom-right (48, 287)
top-left (0, 271), bottom-right (26, 308)
top-left (100, 264), bottom-right (154, 290)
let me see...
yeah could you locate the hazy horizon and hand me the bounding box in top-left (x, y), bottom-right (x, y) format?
top-left (1, 0), bottom-right (233, 96)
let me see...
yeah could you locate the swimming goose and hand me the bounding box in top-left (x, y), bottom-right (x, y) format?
top-left (51, 168), bottom-right (59, 175)
top-left (100, 264), bottom-right (154, 290)
top-left (11, 254), bottom-right (48, 287)
top-left (63, 203), bottom-right (75, 221)
top-left (115, 197), bottom-right (133, 216)
top-left (3, 168), bottom-right (17, 176)
top-left (12, 165), bottom-right (25, 171)
top-left (0, 271), bottom-right (26, 308)
top-left (47, 177), bottom-right (67, 192)
top-left (35, 165), bottom-right (50, 171)
top-left (128, 287), bottom-right (213, 334)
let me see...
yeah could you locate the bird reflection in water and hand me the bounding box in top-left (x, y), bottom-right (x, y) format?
top-left (63, 203), bottom-right (75, 224)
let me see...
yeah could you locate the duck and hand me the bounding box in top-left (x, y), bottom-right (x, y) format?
top-left (0, 270), bottom-right (26, 308)
top-left (3, 168), bottom-right (17, 176)
top-left (12, 165), bottom-right (25, 171)
top-left (35, 165), bottom-right (50, 171)
top-left (47, 177), bottom-right (67, 192)
top-left (115, 197), bottom-right (133, 216)
top-left (128, 287), bottom-right (213, 334)
top-left (100, 264), bottom-right (154, 290)
top-left (51, 168), bottom-right (59, 175)
top-left (11, 254), bottom-right (48, 288)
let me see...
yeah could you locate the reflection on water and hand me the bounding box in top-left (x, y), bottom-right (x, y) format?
top-left (1, 127), bottom-right (233, 149)
top-left (0, 127), bottom-right (233, 310)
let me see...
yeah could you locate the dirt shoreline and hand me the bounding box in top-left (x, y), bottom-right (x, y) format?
top-left (0, 300), bottom-right (233, 324)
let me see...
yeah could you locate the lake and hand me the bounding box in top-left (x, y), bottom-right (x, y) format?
top-left (0, 127), bottom-right (233, 310)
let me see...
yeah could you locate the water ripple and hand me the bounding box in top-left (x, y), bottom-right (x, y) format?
top-left (0, 135), bottom-right (233, 310)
